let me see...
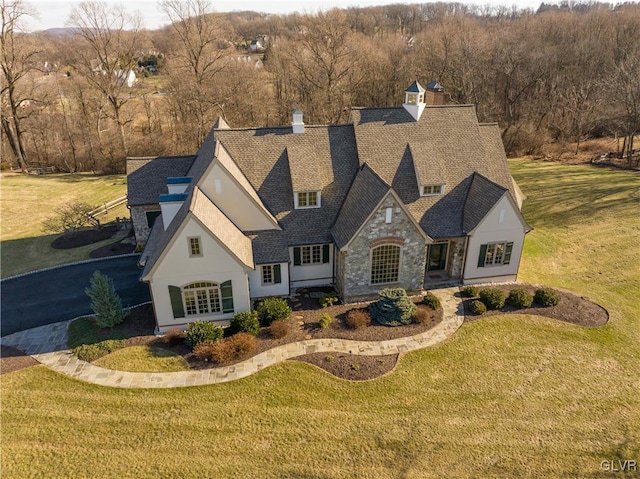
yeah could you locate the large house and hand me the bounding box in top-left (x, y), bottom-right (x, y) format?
top-left (128, 82), bottom-right (531, 333)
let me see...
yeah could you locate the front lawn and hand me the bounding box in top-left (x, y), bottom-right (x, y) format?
top-left (1, 160), bottom-right (639, 478)
top-left (0, 173), bottom-right (128, 278)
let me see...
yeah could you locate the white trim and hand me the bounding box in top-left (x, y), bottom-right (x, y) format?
top-left (421, 184), bottom-right (445, 197)
top-left (294, 190), bottom-right (321, 209)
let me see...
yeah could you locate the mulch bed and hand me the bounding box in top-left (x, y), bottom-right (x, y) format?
top-left (292, 353), bottom-right (398, 381)
top-left (0, 345), bottom-right (39, 375)
top-left (89, 240), bottom-right (136, 258)
top-left (462, 284), bottom-right (608, 327)
top-left (51, 225), bottom-right (117, 249)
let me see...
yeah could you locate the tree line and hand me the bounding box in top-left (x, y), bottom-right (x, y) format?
top-left (1, 0), bottom-right (638, 174)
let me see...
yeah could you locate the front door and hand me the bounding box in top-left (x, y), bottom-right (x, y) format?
top-left (427, 242), bottom-right (448, 272)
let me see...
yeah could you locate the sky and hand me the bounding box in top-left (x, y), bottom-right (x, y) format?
top-left (25, 0), bottom-right (545, 31)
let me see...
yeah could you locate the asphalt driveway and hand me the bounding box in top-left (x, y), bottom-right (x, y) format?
top-left (1, 255), bottom-right (150, 336)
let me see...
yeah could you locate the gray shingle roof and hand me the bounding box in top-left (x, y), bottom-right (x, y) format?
top-left (331, 164), bottom-right (390, 249)
top-left (350, 105), bottom-right (515, 237)
top-left (246, 230), bottom-right (290, 264)
top-left (462, 173), bottom-right (508, 233)
top-left (127, 156), bottom-right (195, 206)
top-left (211, 124), bottom-right (360, 246)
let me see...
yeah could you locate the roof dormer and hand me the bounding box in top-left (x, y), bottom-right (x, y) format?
top-left (403, 81), bottom-right (426, 121)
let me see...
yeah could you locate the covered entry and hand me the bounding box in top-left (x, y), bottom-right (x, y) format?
top-left (427, 241), bottom-right (448, 272)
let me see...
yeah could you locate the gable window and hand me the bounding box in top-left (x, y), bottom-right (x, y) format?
top-left (295, 191), bottom-right (320, 209)
top-left (370, 244), bottom-right (401, 284)
top-left (188, 237), bottom-right (202, 257)
top-left (168, 281), bottom-right (234, 318)
top-left (293, 244), bottom-right (330, 266)
top-left (421, 184), bottom-right (444, 196)
top-left (261, 264), bottom-right (282, 285)
top-left (477, 242), bottom-right (514, 267)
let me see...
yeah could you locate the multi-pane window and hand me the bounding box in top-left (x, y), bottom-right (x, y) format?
top-left (261, 264), bottom-right (282, 285)
top-left (188, 237), bottom-right (202, 256)
top-left (421, 184), bottom-right (444, 196)
top-left (182, 282), bottom-right (221, 315)
top-left (301, 245), bottom-right (322, 265)
top-left (370, 244), bottom-right (401, 284)
top-left (262, 265), bottom-right (273, 284)
top-left (296, 191), bottom-right (320, 209)
top-left (293, 245), bottom-right (329, 266)
top-left (478, 242), bottom-right (513, 267)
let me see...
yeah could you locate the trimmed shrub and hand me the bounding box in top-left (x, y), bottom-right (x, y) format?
top-left (506, 288), bottom-right (534, 309)
top-left (193, 340), bottom-right (217, 361)
top-left (193, 334), bottom-right (257, 364)
top-left (73, 339), bottom-right (126, 362)
top-left (319, 291), bottom-right (339, 308)
top-left (345, 309), bottom-right (370, 330)
top-left (369, 288), bottom-right (416, 326)
top-left (461, 285), bottom-right (479, 298)
top-left (318, 312), bottom-right (333, 329)
top-left (256, 297), bottom-right (292, 326)
top-left (422, 292), bottom-right (441, 310)
top-left (534, 287), bottom-right (560, 307)
top-left (469, 300), bottom-right (487, 315)
top-left (412, 308), bottom-right (432, 325)
top-left (185, 320), bottom-right (223, 349)
top-left (267, 320), bottom-right (289, 339)
top-left (162, 328), bottom-right (186, 346)
top-left (85, 271), bottom-right (128, 328)
top-left (479, 288), bottom-right (506, 310)
top-left (228, 311), bottom-right (260, 336)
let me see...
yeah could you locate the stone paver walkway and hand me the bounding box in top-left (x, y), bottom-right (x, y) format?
top-left (1, 288), bottom-right (464, 388)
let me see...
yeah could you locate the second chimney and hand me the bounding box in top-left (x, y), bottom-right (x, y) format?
top-left (292, 109), bottom-right (305, 134)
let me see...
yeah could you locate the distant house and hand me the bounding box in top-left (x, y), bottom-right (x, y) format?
top-left (114, 69), bottom-right (136, 88)
top-left (249, 35), bottom-right (269, 52)
top-left (128, 82), bottom-right (530, 333)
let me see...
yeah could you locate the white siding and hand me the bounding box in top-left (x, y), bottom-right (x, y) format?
top-left (463, 195), bottom-right (527, 284)
top-left (289, 245), bottom-right (334, 287)
top-left (199, 163), bottom-right (276, 231)
top-left (248, 263), bottom-right (290, 298)
top-left (148, 216), bottom-right (251, 333)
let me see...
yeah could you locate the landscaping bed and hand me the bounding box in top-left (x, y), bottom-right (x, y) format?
top-left (51, 224), bottom-right (117, 249)
top-left (63, 292), bottom-right (443, 380)
top-left (461, 284), bottom-right (608, 327)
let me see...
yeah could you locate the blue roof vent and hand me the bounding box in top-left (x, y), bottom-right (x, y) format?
top-left (159, 193), bottom-right (188, 203)
top-left (166, 176), bottom-right (193, 185)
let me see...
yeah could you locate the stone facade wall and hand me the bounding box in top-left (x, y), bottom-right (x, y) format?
top-left (340, 196), bottom-right (427, 302)
top-left (447, 237), bottom-right (466, 278)
top-left (131, 205), bottom-right (160, 247)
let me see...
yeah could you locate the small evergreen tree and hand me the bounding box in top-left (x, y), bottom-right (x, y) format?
top-left (85, 270), bottom-right (128, 328)
top-left (369, 288), bottom-right (416, 327)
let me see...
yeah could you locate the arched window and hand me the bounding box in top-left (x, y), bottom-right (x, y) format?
top-left (182, 282), bottom-right (221, 315)
top-left (370, 244), bottom-right (401, 284)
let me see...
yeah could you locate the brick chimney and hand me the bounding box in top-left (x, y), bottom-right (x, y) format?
top-left (425, 81), bottom-right (446, 105)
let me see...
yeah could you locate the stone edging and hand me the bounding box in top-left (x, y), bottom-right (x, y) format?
top-left (2, 289), bottom-right (464, 389)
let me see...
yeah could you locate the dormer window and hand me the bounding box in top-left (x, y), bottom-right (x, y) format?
top-left (421, 184), bottom-right (445, 196)
top-left (295, 191), bottom-right (321, 209)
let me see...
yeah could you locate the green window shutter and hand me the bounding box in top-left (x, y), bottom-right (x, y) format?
top-left (221, 280), bottom-right (234, 313)
top-left (168, 286), bottom-right (185, 318)
top-left (273, 264), bottom-right (282, 284)
top-left (293, 247), bottom-right (301, 266)
top-left (477, 244), bottom-right (487, 268)
top-left (504, 242), bottom-right (514, 265)
top-left (322, 244), bottom-right (330, 264)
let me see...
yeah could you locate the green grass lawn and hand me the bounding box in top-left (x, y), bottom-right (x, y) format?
top-left (0, 173), bottom-right (128, 278)
top-left (93, 346), bottom-right (190, 372)
top-left (2, 160), bottom-right (639, 478)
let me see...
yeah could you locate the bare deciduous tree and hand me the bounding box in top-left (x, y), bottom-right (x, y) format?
top-left (0, 0), bottom-right (38, 171)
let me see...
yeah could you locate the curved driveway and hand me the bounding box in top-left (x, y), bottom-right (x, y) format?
top-left (1, 255), bottom-right (150, 336)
